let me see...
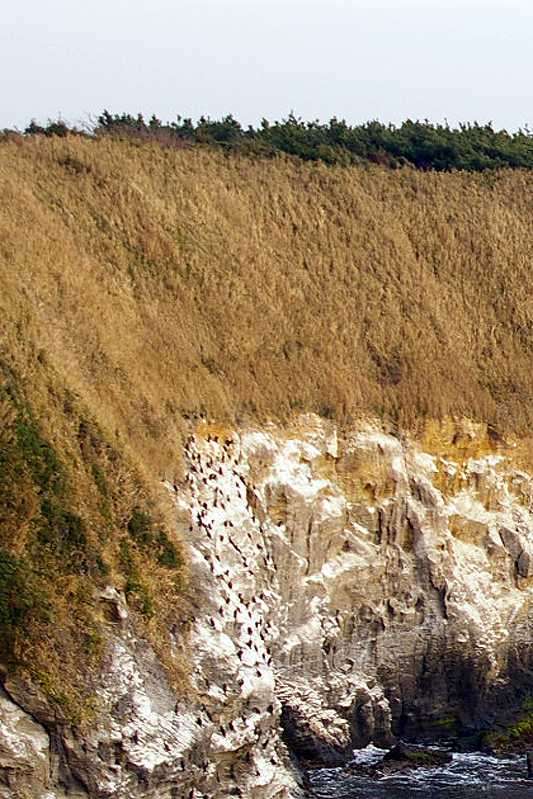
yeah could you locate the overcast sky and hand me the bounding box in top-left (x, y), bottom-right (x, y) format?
top-left (2, 0), bottom-right (532, 131)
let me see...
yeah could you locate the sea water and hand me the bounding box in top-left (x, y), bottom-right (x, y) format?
top-left (308, 745), bottom-right (533, 798)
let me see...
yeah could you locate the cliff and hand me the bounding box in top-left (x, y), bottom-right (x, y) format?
top-left (3, 415), bottom-right (533, 798)
top-left (2, 137), bottom-right (533, 797)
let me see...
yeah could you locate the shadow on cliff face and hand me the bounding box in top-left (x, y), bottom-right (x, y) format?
top-left (385, 644), bottom-right (533, 748)
top-left (281, 642), bottom-right (533, 770)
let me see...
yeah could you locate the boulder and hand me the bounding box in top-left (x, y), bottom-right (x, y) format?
top-left (381, 742), bottom-right (452, 773)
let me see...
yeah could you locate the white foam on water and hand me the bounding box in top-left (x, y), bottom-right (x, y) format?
top-left (310, 749), bottom-right (532, 798)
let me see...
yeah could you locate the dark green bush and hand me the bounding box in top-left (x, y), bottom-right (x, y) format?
top-left (120, 540), bottom-right (154, 617)
top-left (83, 111), bottom-right (533, 172)
top-left (0, 549), bottom-right (49, 660)
top-left (25, 119), bottom-right (71, 137)
top-left (156, 530), bottom-right (180, 569)
top-left (127, 508), bottom-right (154, 544)
top-left (126, 509), bottom-right (180, 567)
top-left (15, 415), bottom-right (64, 496)
top-left (38, 500), bottom-right (87, 551)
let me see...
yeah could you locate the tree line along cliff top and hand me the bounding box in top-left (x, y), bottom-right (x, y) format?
top-left (12, 111), bottom-right (533, 172)
top-left (1, 131), bottom-right (533, 711)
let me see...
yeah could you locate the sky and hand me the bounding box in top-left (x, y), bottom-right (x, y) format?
top-left (1, 0), bottom-right (532, 131)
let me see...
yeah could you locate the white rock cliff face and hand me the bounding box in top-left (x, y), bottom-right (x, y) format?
top-left (3, 416), bottom-right (533, 798)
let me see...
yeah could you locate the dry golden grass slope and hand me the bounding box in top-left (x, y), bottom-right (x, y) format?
top-left (2, 136), bottom-right (533, 460)
top-left (0, 134), bottom-right (533, 711)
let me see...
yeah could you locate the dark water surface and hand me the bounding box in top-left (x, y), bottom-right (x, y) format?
top-left (308, 746), bottom-right (533, 798)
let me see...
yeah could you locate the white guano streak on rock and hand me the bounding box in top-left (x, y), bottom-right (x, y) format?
top-left (5, 416), bottom-right (533, 799)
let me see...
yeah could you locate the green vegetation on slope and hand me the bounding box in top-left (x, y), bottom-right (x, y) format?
top-left (0, 361), bottom-right (187, 720)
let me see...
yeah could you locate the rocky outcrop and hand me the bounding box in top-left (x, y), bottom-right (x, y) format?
top-left (0, 688), bottom-right (52, 799)
top-left (379, 742), bottom-right (452, 773)
top-left (2, 415), bottom-right (533, 797)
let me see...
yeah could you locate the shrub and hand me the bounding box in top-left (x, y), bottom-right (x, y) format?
top-left (84, 112), bottom-right (533, 172)
top-left (0, 549), bottom-right (49, 661)
top-left (156, 530), bottom-right (180, 569)
top-left (127, 507), bottom-right (154, 544)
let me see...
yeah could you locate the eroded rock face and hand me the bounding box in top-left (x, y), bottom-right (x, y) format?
top-left (0, 687), bottom-right (51, 799)
top-left (3, 416), bottom-right (533, 797)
